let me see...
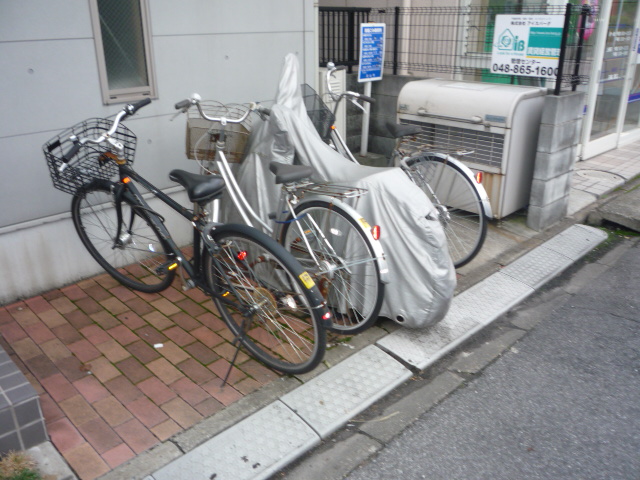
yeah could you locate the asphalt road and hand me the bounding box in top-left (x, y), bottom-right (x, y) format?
top-left (279, 235), bottom-right (640, 480)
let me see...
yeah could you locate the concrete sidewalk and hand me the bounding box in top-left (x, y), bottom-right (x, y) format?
top-left (5, 139), bottom-right (640, 480)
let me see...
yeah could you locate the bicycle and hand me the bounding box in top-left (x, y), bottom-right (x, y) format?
top-left (320, 63), bottom-right (493, 268)
top-left (43, 98), bottom-right (330, 375)
top-left (174, 96), bottom-right (388, 334)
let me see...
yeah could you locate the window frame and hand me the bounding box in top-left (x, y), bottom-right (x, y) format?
top-left (89, 0), bottom-right (158, 105)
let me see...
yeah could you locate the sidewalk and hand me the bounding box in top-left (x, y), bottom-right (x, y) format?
top-left (3, 139), bottom-right (640, 480)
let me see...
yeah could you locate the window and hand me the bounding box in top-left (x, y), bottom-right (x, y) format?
top-left (90, 0), bottom-right (157, 104)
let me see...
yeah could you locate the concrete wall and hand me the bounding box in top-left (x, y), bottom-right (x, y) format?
top-left (0, 0), bottom-right (316, 305)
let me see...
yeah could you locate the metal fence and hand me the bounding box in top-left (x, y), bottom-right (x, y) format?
top-left (319, 3), bottom-right (598, 91)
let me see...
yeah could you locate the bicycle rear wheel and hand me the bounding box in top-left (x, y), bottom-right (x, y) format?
top-left (71, 180), bottom-right (176, 293)
top-left (406, 154), bottom-right (488, 268)
top-left (280, 200), bottom-right (384, 335)
top-left (205, 224), bottom-right (326, 374)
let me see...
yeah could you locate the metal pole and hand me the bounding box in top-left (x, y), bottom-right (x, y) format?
top-left (554, 3), bottom-right (573, 96)
top-left (393, 7), bottom-right (400, 75)
top-left (360, 81), bottom-right (372, 156)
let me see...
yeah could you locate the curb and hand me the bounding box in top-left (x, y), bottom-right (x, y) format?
top-left (137, 224), bottom-right (607, 480)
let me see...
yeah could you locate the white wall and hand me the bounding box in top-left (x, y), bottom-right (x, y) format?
top-left (0, 0), bottom-right (316, 304)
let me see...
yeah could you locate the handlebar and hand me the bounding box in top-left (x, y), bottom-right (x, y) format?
top-left (174, 94), bottom-right (257, 125)
top-left (325, 62), bottom-right (376, 111)
top-left (59, 98), bottom-right (151, 171)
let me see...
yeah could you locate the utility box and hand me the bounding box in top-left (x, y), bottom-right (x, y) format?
top-left (397, 79), bottom-right (546, 219)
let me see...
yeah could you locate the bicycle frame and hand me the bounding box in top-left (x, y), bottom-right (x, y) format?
top-left (108, 163), bottom-right (250, 310)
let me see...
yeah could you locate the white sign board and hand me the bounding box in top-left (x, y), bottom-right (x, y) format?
top-left (358, 23), bottom-right (386, 82)
top-left (491, 14), bottom-right (564, 78)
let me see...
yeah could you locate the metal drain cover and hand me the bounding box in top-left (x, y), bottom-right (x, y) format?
top-left (575, 169), bottom-right (624, 182)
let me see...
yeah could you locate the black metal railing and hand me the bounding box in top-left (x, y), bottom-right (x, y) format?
top-left (319, 7), bottom-right (371, 70)
top-left (319, 3), bottom-right (597, 91)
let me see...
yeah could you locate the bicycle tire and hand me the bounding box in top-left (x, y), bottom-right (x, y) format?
top-left (406, 154), bottom-right (487, 268)
top-left (279, 200), bottom-right (384, 334)
top-left (71, 180), bottom-right (176, 293)
top-left (204, 224), bottom-right (327, 374)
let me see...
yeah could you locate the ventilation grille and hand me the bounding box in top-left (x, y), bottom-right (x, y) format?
top-left (400, 120), bottom-right (505, 170)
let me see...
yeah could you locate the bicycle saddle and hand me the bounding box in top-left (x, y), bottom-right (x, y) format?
top-left (269, 161), bottom-right (315, 184)
top-left (169, 169), bottom-right (226, 204)
top-left (386, 122), bottom-right (423, 139)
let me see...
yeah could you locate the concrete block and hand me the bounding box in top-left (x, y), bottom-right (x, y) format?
top-left (537, 118), bottom-right (582, 153)
top-left (541, 90), bottom-right (585, 124)
top-left (532, 146), bottom-right (578, 181)
top-left (527, 195), bottom-right (570, 231)
top-left (529, 172), bottom-right (573, 207)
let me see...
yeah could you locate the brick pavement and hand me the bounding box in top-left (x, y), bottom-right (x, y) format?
top-left (0, 273), bottom-right (282, 480)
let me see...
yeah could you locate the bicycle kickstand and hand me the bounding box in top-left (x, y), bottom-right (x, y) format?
top-left (220, 317), bottom-right (252, 389)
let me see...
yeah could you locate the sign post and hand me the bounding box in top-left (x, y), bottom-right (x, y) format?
top-left (358, 23), bottom-right (385, 156)
top-left (490, 14), bottom-right (564, 79)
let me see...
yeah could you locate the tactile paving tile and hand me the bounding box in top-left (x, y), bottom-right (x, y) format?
top-left (150, 401), bottom-right (319, 480)
top-left (378, 273), bottom-right (533, 369)
top-left (542, 224), bottom-right (607, 260)
top-left (280, 345), bottom-right (412, 438)
top-left (500, 246), bottom-right (574, 289)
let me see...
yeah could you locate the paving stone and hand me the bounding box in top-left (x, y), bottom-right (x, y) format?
top-left (126, 396), bottom-right (169, 428)
top-left (104, 375), bottom-right (143, 405)
top-left (59, 395), bottom-right (99, 427)
top-left (73, 375), bottom-right (111, 404)
top-left (93, 396), bottom-right (133, 428)
top-left (64, 442), bottom-right (110, 480)
top-left (78, 417), bottom-right (122, 454)
top-left (115, 418), bottom-right (159, 454)
top-left (137, 377), bottom-right (178, 406)
top-left (147, 358), bottom-right (185, 386)
top-left (160, 397), bottom-right (203, 429)
top-left (128, 340), bottom-right (161, 364)
top-left (102, 443), bottom-right (136, 469)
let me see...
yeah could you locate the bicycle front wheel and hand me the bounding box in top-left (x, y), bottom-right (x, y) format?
top-left (71, 180), bottom-right (176, 293)
top-left (280, 200), bottom-right (385, 335)
top-left (205, 224), bottom-right (326, 374)
top-left (406, 154), bottom-right (488, 268)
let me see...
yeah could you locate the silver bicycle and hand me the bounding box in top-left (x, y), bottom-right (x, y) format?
top-left (175, 95), bottom-right (389, 334)
top-left (320, 63), bottom-right (492, 268)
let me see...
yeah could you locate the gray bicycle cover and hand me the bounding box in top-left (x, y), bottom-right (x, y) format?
top-left (223, 54), bottom-right (455, 328)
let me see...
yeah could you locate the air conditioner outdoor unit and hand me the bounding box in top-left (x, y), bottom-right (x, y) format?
top-left (318, 67), bottom-right (347, 137)
top-left (397, 79), bottom-right (547, 219)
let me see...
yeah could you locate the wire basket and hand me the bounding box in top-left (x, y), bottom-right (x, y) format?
top-left (43, 118), bottom-right (137, 195)
top-left (186, 102), bottom-right (254, 163)
top-left (301, 84), bottom-right (335, 143)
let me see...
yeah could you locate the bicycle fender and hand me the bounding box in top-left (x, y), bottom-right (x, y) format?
top-left (298, 195), bottom-right (390, 284)
top-left (407, 152), bottom-right (493, 219)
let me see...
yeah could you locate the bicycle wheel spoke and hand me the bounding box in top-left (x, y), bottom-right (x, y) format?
top-left (72, 184), bottom-right (175, 292)
top-left (206, 228), bottom-right (325, 373)
top-left (281, 201), bottom-right (384, 334)
top-left (409, 156), bottom-right (487, 267)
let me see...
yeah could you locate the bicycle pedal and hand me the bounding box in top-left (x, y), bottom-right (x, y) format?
top-left (155, 260), bottom-right (179, 275)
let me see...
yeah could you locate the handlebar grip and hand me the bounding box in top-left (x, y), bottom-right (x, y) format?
top-left (175, 99), bottom-right (192, 110)
top-left (334, 65), bottom-right (348, 71)
top-left (359, 94), bottom-right (376, 104)
top-left (62, 142), bottom-right (82, 163)
top-left (125, 98), bottom-right (152, 117)
top-left (256, 105), bottom-right (272, 116)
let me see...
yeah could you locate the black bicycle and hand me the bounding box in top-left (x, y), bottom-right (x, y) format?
top-left (43, 99), bottom-right (330, 375)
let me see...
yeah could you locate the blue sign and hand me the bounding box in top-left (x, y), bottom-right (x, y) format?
top-left (358, 23), bottom-right (386, 82)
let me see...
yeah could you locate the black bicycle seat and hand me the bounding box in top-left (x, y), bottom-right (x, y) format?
top-left (169, 169), bottom-right (226, 204)
top-left (269, 161), bottom-right (315, 184)
top-left (386, 122), bottom-right (423, 139)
